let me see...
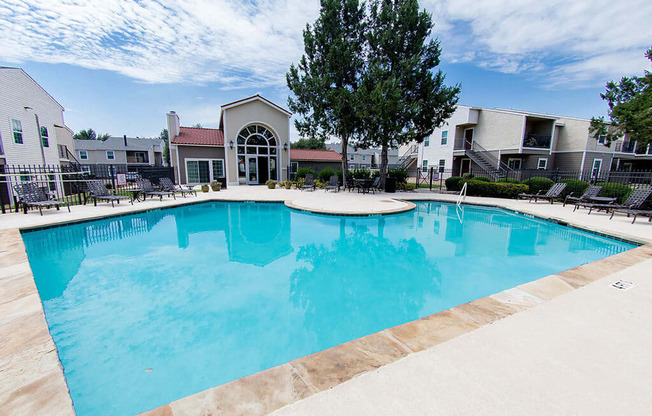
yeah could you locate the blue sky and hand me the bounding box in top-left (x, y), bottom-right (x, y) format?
top-left (0, 0), bottom-right (650, 139)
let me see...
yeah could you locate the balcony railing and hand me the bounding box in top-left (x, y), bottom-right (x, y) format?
top-left (522, 133), bottom-right (551, 149)
top-left (615, 141), bottom-right (636, 153)
top-left (127, 156), bottom-right (149, 164)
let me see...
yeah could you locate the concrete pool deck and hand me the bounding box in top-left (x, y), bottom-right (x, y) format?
top-left (1, 186), bottom-right (651, 416)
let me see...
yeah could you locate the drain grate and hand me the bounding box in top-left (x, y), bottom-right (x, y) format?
top-left (612, 280), bottom-right (636, 290)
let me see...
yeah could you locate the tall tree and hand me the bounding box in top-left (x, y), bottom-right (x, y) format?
top-left (358, 0), bottom-right (459, 187)
top-left (290, 136), bottom-right (327, 149)
top-left (590, 47), bottom-right (652, 147)
top-left (287, 0), bottom-right (366, 184)
top-left (159, 129), bottom-right (170, 166)
top-left (73, 128), bottom-right (111, 140)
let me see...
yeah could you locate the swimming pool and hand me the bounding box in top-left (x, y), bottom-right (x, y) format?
top-left (22, 201), bottom-right (634, 415)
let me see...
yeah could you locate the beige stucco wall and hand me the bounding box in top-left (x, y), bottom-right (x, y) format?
top-left (472, 110), bottom-right (524, 151)
top-left (222, 99), bottom-right (290, 185)
top-left (554, 118), bottom-right (594, 152)
top-left (174, 145), bottom-right (225, 184)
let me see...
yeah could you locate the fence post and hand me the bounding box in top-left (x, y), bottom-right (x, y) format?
top-left (110, 165), bottom-right (116, 191)
top-left (429, 167), bottom-right (433, 190)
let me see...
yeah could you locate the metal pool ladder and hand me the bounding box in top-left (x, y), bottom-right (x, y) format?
top-left (456, 182), bottom-right (467, 207)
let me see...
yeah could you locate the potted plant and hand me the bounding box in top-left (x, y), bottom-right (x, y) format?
top-left (210, 181), bottom-right (221, 191)
top-left (284, 180), bottom-right (292, 189)
top-left (266, 179), bottom-right (276, 189)
top-left (201, 184), bottom-right (209, 193)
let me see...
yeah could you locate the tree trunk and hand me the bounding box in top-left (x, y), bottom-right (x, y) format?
top-left (341, 136), bottom-right (348, 186)
top-left (380, 143), bottom-right (388, 189)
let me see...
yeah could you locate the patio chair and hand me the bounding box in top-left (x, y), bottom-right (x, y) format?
top-left (137, 179), bottom-right (176, 201)
top-left (580, 187), bottom-right (652, 216)
top-left (301, 174), bottom-right (316, 191)
top-left (563, 185), bottom-right (601, 207)
top-left (85, 180), bottom-right (133, 207)
top-left (325, 175), bottom-right (339, 192)
top-left (345, 175), bottom-right (355, 192)
top-left (371, 177), bottom-right (381, 193)
top-left (518, 183), bottom-right (567, 203)
top-left (13, 183), bottom-right (70, 215)
top-left (159, 177), bottom-right (196, 197)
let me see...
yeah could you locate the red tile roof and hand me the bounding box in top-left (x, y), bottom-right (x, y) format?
top-left (171, 127), bottom-right (224, 146)
top-left (290, 149), bottom-right (342, 162)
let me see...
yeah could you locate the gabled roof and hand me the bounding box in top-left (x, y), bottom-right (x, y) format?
top-left (291, 149), bottom-right (342, 162)
top-left (221, 94), bottom-right (291, 117)
top-left (0, 67), bottom-right (64, 110)
top-left (172, 126), bottom-right (224, 146)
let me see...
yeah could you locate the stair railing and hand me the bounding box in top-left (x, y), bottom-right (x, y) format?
top-left (466, 140), bottom-right (513, 174)
top-left (457, 182), bottom-right (467, 207)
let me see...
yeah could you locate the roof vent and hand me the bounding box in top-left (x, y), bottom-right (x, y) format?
top-left (124, 135), bottom-right (128, 147)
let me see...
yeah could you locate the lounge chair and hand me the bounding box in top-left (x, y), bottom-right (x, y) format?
top-left (577, 187), bottom-right (652, 215)
top-left (563, 185), bottom-right (602, 207)
top-left (579, 187), bottom-right (652, 216)
top-left (610, 208), bottom-right (652, 224)
top-left (159, 177), bottom-right (196, 197)
top-left (85, 180), bottom-right (133, 207)
top-left (137, 179), bottom-right (176, 201)
top-left (325, 175), bottom-right (339, 192)
top-left (13, 183), bottom-right (70, 215)
top-left (518, 182), bottom-right (567, 203)
top-left (301, 174), bottom-right (316, 191)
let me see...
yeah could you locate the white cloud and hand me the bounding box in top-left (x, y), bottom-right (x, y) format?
top-left (0, 0), bottom-right (650, 89)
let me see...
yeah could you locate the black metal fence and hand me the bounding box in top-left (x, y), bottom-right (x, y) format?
top-left (404, 166), bottom-right (652, 191)
top-left (0, 163), bottom-right (175, 214)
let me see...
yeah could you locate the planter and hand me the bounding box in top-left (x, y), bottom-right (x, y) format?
top-left (266, 180), bottom-right (276, 189)
top-left (201, 184), bottom-right (209, 193)
top-left (285, 183), bottom-right (292, 189)
top-left (210, 181), bottom-right (221, 192)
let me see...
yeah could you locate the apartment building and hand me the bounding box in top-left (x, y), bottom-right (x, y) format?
top-left (73, 136), bottom-right (165, 169)
top-left (401, 105), bottom-right (652, 179)
top-left (325, 143), bottom-right (398, 170)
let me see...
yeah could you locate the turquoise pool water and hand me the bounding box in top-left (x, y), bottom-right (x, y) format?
top-left (22, 201), bottom-right (634, 415)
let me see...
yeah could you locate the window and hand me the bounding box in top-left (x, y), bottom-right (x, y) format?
top-left (236, 124), bottom-right (279, 181)
top-left (349, 163), bottom-right (356, 169)
top-left (537, 158), bottom-right (548, 170)
top-left (441, 131), bottom-right (448, 145)
top-left (212, 160), bottom-right (225, 178)
top-left (424, 137), bottom-right (429, 147)
top-left (592, 159), bottom-right (602, 178)
top-left (186, 159), bottom-right (224, 183)
top-left (439, 159), bottom-right (445, 169)
top-left (508, 158), bottom-right (522, 170)
top-left (81, 166), bottom-right (91, 175)
top-left (422, 159), bottom-right (428, 172)
top-left (79, 150), bottom-right (88, 160)
top-left (40, 126), bottom-right (49, 147)
top-left (11, 119), bottom-right (23, 144)
top-left (350, 154), bottom-right (354, 161)
top-left (106, 150), bottom-right (115, 160)
top-left (598, 134), bottom-right (607, 145)
top-left (290, 162), bottom-right (298, 174)
top-left (362, 155), bottom-right (366, 161)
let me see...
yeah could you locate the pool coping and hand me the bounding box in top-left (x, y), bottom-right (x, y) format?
top-left (0, 197), bottom-right (650, 416)
top-left (284, 199), bottom-right (416, 217)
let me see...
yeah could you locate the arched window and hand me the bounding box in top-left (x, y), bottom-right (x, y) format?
top-left (236, 125), bottom-right (278, 184)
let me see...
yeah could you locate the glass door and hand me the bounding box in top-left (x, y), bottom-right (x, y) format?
top-left (247, 156), bottom-right (258, 184)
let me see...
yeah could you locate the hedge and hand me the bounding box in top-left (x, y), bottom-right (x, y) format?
top-left (521, 176), bottom-right (554, 194)
top-left (388, 168), bottom-right (409, 184)
top-left (497, 178), bottom-right (520, 184)
top-left (461, 173), bottom-right (474, 179)
top-left (445, 176), bottom-right (464, 191)
top-left (460, 179), bottom-right (528, 199)
top-left (296, 167), bottom-right (316, 179)
top-left (559, 179), bottom-right (589, 199)
top-left (598, 182), bottom-right (632, 203)
top-left (474, 176), bottom-right (491, 182)
top-left (352, 168), bottom-right (371, 179)
top-left (317, 167), bottom-right (335, 182)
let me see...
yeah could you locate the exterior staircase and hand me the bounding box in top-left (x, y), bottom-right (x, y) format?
top-left (394, 144), bottom-right (419, 170)
top-left (464, 140), bottom-right (513, 180)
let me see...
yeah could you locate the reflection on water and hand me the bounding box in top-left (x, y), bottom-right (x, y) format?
top-left (21, 201), bottom-right (633, 416)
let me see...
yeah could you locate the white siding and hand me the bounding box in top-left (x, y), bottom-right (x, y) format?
top-left (0, 68), bottom-right (65, 166)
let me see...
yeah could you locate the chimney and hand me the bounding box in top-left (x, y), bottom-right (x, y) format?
top-left (124, 134), bottom-right (128, 147)
top-left (166, 111), bottom-right (180, 139)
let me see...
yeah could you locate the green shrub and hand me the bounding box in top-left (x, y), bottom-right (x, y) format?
top-left (521, 176), bottom-right (554, 194)
top-left (599, 182), bottom-right (632, 203)
top-left (445, 176), bottom-right (464, 191)
top-left (461, 179), bottom-right (528, 199)
top-left (474, 176), bottom-right (491, 182)
top-left (388, 168), bottom-right (408, 184)
top-left (317, 167), bottom-right (335, 182)
top-left (462, 172), bottom-right (474, 179)
top-left (336, 169), bottom-right (345, 185)
top-left (296, 167), bottom-right (316, 179)
top-left (371, 170), bottom-right (381, 179)
top-left (352, 168), bottom-right (371, 179)
top-left (559, 179), bottom-right (588, 198)
top-left (497, 178), bottom-right (520, 184)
